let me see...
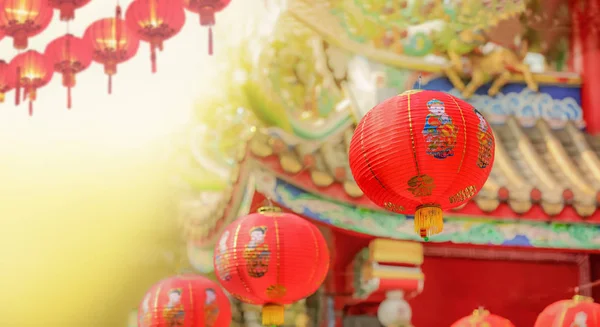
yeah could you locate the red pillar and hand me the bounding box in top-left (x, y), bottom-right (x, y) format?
top-left (578, 0), bottom-right (600, 135)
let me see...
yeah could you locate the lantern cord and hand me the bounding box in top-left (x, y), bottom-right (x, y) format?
top-left (573, 279), bottom-right (600, 294)
top-left (28, 101), bottom-right (33, 116)
top-left (417, 73), bottom-right (422, 89)
top-left (14, 66), bottom-right (21, 106)
top-left (208, 27), bottom-right (214, 56)
top-left (108, 75), bottom-right (113, 95)
top-left (67, 86), bottom-right (72, 109)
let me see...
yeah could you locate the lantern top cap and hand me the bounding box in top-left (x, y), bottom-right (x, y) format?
top-left (257, 206), bottom-right (283, 216)
top-left (573, 295), bottom-right (594, 303)
top-left (399, 89), bottom-right (424, 96)
top-left (471, 307), bottom-right (490, 317)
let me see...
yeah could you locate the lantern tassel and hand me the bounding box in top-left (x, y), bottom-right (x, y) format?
top-left (414, 204), bottom-right (443, 241)
top-left (15, 66), bottom-right (21, 106)
top-left (67, 86), bottom-right (72, 109)
top-left (108, 75), bottom-right (112, 95)
top-left (208, 26), bottom-right (213, 56)
top-left (28, 101), bottom-right (33, 116)
top-left (262, 304), bottom-right (285, 326)
top-left (151, 45), bottom-right (157, 73)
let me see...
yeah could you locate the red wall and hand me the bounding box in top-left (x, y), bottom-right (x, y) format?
top-left (409, 256), bottom-right (580, 327)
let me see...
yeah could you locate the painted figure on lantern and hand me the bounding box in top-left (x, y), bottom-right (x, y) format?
top-left (422, 99), bottom-right (457, 159)
top-left (204, 288), bottom-right (220, 327)
top-left (215, 230), bottom-right (231, 281)
top-left (243, 226), bottom-right (271, 278)
top-left (572, 312), bottom-right (589, 327)
top-left (163, 289), bottom-right (185, 326)
top-left (474, 109), bottom-right (493, 169)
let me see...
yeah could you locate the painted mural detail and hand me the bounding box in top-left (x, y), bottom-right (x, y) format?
top-left (415, 78), bottom-right (584, 129)
top-left (422, 98), bottom-right (457, 159)
top-left (204, 288), bottom-right (220, 327)
top-left (215, 231), bottom-right (231, 281)
top-left (163, 289), bottom-right (185, 327)
top-left (474, 109), bottom-right (493, 169)
top-left (243, 226), bottom-right (271, 278)
top-left (253, 169), bottom-right (600, 250)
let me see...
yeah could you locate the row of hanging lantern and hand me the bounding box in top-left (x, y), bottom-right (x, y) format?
top-left (0, 0), bottom-right (232, 115)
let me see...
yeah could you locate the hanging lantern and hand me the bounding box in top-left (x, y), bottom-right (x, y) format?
top-left (48, 0), bottom-right (91, 21)
top-left (44, 34), bottom-right (93, 109)
top-left (214, 207), bottom-right (330, 326)
top-left (83, 17), bottom-right (140, 94)
top-left (9, 50), bottom-right (54, 116)
top-left (348, 90), bottom-right (495, 240)
top-left (0, 0), bottom-right (54, 50)
top-left (138, 274), bottom-right (232, 327)
top-left (451, 308), bottom-right (515, 327)
top-left (534, 295), bottom-right (600, 326)
top-left (183, 0), bottom-right (232, 55)
top-left (0, 60), bottom-right (14, 103)
top-left (125, 0), bottom-right (186, 73)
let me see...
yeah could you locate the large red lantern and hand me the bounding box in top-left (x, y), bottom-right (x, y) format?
top-left (44, 34), bottom-right (93, 109)
top-left (183, 0), bottom-right (231, 55)
top-left (451, 308), bottom-right (515, 327)
top-left (348, 90), bottom-right (495, 240)
top-left (214, 207), bottom-right (330, 326)
top-left (534, 295), bottom-right (600, 326)
top-left (0, 0), bottom-right (54, 50)
top-left (138, 274), bottom-right (232, 327)
top-left (83, 17), bottom-right (140, 94)
top-left (9, 50), bottom-right (54, 115)
top-left (125, 0), bottom-right (186, 73)
top-left (48, 0), bottom-right (91, 21)
top-left (0, 60), bottom-right (14, 103)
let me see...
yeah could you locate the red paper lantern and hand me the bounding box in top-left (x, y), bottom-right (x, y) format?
top-left (9, 50), bottom-right (54, 115)
top-left (348, 90), bottom-right (495, 239)
top-left (451, 308), bottom-right (515, 327)
top-left (0, 0), bottom-right (54, 50)
top-left (138, 274), bottom-right (232, 327)
top-left (125, 0), bottom-right (186, 73)
top-left (83, 17), bottom-right (140, 94)
top-left (214, 207), bottom-right (330, 326)
top-left (0, 60), bottom-right (14, 103)
top-left (534, 295), bottom-right (600, 326)
top-left (48, 0), bottom-right (91, 21)
top-left (44, 34), bottom-right (93, 109)
top-left (183, 0), bottom-right (232, 55)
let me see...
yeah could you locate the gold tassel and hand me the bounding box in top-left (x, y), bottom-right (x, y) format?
top-left (262, 303), bottom-right (285, 326)
top-left (414, 204), bottom-right (443, 241)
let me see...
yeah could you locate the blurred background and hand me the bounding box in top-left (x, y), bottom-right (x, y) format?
top-left (1, 0), bottom-right (600, 326)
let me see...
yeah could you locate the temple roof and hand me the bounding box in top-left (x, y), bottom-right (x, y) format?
top-left (249, 119), bottom-right (600, 222)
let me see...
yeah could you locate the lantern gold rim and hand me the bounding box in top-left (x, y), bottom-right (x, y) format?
top-left (257, 206), bottom-right (283, 216)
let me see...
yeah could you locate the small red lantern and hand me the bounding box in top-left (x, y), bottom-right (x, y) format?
top-left (138, 274), bottom-right (232, 327)
top-left (44, 34), bottom-right (93, 109)
top-left (451, 308), bottom-right (515, 327)
top-left (0, 60), bottom-right (14, 103)
top-left (214, 207), bottom-right (330, 326)
top-left (183, 0), bottom-right (232, 55)
top-left (125, 0), bottom-right (186, 73)
top-left (534, 295), bottom-right (600, 326)
top-left (348, 90), bottom-right (495, 240)
top-left (9, 50), bottom-right (54, 116)
top-left (48, 0), bottom-right (91, 21)
top-left (0, 0), bottom-right (54, 50)
top-left (83, 17), bottom-right (140, 94)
